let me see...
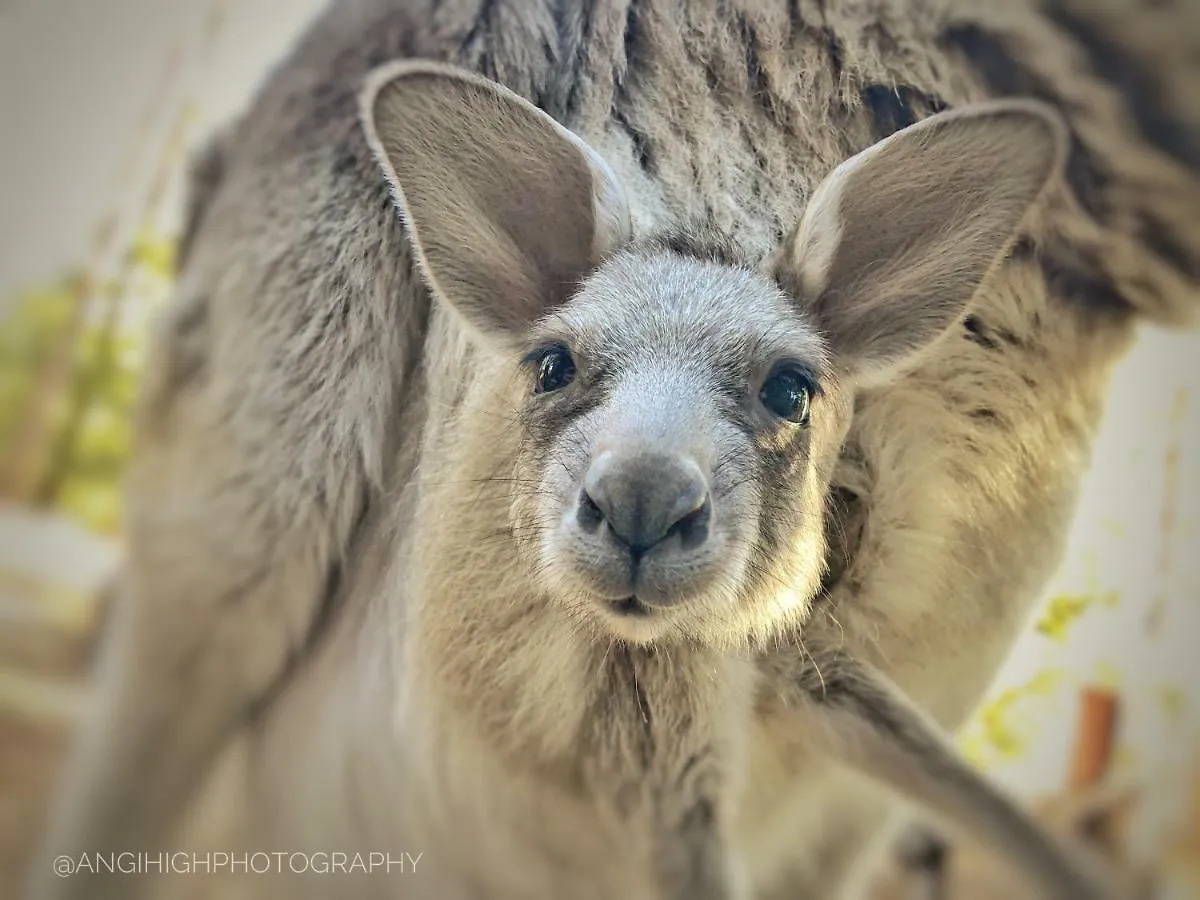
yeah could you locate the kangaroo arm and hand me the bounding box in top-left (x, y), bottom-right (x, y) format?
top-left (760, 640), bottom-right (1136, 900)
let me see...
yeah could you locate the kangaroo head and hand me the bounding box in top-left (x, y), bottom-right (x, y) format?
top-left (361, 62), bottom-right (1065, 647)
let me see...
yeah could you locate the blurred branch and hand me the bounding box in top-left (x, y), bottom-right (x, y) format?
top-left (32, 108), bottom-right (190, 520)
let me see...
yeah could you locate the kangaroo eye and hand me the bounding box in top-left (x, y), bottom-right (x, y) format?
top-left (759, 366), bottom-right (814, 425)
top-left (534, 347), bottom-right (577, 394)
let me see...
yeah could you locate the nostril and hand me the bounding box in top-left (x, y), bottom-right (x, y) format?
top-left (667, 493), bottom-right (711, 551)
top-left (576, 488), bottom-right (605, 533)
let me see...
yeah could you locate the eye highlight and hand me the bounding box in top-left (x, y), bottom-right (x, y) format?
top-left (531, 345), bottom-right (577, 394)
top-left (759, 365), bottom-right (815, 425)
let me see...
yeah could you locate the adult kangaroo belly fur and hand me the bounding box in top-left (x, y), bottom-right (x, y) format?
top-left (27, 1), bottom-right (1199, 899)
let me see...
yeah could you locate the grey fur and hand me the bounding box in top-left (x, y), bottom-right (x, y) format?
top-left (760, 638), bottom-right (1151, 899)
top-left (25, 2), bottom-right (1199, 900)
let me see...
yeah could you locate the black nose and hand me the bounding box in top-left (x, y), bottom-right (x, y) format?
top-left (579, 451), bottom-right (711, 556)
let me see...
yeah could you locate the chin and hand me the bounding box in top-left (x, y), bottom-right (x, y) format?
top-left (595, 603), bottom-right (677, 645)
top-left (582, 587), bottom-right (741, 647)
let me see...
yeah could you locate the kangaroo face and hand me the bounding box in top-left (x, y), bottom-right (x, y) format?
top-left (512, 244), bottom-right (845, 644)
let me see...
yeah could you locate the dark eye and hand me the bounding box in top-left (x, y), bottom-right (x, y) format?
top-left (534, 347), bottom-right (577, 394)
top-left (759, 366), bottom-right (814, 424)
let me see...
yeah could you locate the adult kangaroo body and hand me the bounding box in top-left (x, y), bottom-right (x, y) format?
top-left (27, 1), bottom-right (1198, 899)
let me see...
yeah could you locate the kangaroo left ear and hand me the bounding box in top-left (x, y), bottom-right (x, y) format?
top-left (772, 100), bottom-right (1067, 385)
top-left (360, 61), bottom-right (632, 346)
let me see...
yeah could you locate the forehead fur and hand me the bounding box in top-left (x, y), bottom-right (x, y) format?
top-left (640, 222), bottom-right (751, 269)
top-left (536, 231), bottom-right (829, 380)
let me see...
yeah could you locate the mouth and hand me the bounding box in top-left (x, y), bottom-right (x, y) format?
top-left (608, 596), bottom-right (652, 617)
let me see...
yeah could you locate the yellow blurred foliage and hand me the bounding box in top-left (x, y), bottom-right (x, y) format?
top-left (0, 231), bottom-right (176, 536)
top-left (959, 669), bottom-right (1066, 767)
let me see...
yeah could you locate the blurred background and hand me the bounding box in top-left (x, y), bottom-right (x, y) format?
top-left (0, 0), bottom-right (1197, 897)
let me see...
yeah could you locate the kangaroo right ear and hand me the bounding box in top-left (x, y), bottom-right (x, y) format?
top-left (772, 100), bottom-right (1067, 386)
top-left (360, 62), bottom-right (631, 344)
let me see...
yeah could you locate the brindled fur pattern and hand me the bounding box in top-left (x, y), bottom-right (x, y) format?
top-left (26, 1), bottom-right (1199, 899)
